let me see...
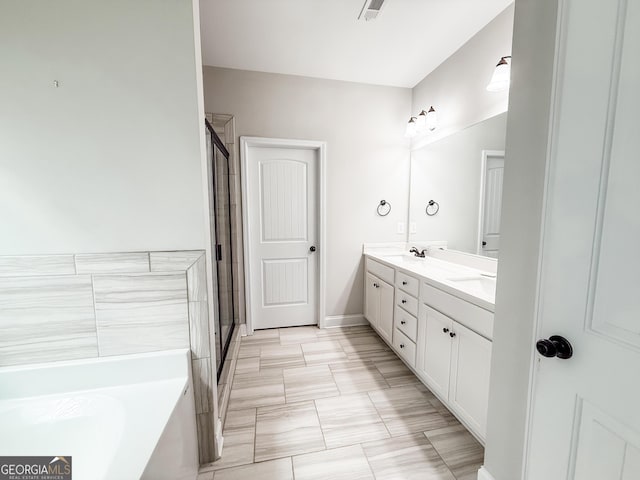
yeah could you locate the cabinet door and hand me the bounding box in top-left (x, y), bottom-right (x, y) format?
top-left (448, 320), bottom-right (492, 439)
top-left (364, 272), bottom-right (380, 328)
top-left (418, 305), bottom-right (453, 400)
top-left (377, 279), bottom-right (394, 343)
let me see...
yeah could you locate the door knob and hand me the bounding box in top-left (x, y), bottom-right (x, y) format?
top-left (309, 246), bottom-right (316, 252)
top-left (536, 335), bottom-right (573, 359)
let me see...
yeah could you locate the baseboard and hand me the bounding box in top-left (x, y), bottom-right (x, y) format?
top-left (477, 466), bottom-right (497, 480)
top-left (322, 314), bottom-right (368, 328)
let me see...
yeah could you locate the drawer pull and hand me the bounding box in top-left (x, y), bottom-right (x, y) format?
top-left (401, 299), bottom-right (407, 304)
top-left (443, 327), bottom-right (449, 334)
top-left (373, 283), bottom-right (379, 288)
top-left (402, 281), bottom-right (408, 285)
top-left (449, 332), bottom-right (456, 338)
top-left (400, 344), bottom-right (405, 348)
top-left (401, 320), bottom-right (406, 325)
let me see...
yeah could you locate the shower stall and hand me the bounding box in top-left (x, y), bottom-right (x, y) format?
top-left (205, 119), bottom-right (236, 379)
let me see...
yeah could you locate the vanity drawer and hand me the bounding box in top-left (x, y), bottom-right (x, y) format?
top-left (366, 258), bottom-right (395, 285)
top-left (394, 306), bottom-right (418, 342)
top-left (396, 291), bottom-right (418, 317)
top-left (421, 282), bottom-right (494, 340)
top-left (396, 271), bottom-right (419, 297)
top-left (393, 329), bottom-right (416, 368)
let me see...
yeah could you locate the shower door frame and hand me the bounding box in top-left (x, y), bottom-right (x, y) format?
top-left (205, 119), bottom-right (236, 380)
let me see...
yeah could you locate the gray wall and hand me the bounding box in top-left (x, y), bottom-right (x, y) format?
top-left (203, 67), bottom-right (412, 318)
top-left (411, 4), bottom-right (514, 150)
top-left (484, 0), bottom-right (559, 478)
top-left (0, 0), bottom-right (207, 254)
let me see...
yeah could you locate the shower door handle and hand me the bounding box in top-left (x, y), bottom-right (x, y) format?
top-left (216, 244), bottom-right (223, 261)
top-left (309, 246), bottom-right (317, 253)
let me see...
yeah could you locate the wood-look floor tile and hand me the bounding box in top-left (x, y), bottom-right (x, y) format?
top-left (292, 445), bottom-right (374, 480)
top-left (279, 326), bottom-right (319, 345)
top-left (283, 365), bottom-right (339, 403)
top-left (363, 433), bottom-right (456, 480)
top-left (237, 343), bottom-right (261, 359)
top-left (315, 393), bottom-right (390, 448)
top-left (201, 409), bottom-right (256, 472)
top-left (429, 397), bottom-right (461, 426)
top-left (212, 458), bottom-right (293, 480)
top-left (424, 425), bottom-right (484, 479)
top-left (338, 333), bottom-right (388, 354)
top-left (301, 340), bottom-right (348, 364)
top-left (245, 328), bottom-right (280, 341)
top-left (260, 344), bottom-right (306, 370)
top-left (374, 358), bottom-right (421, 387)
top-left (368, 385), bottom-right (449, 436)
top-left (254, 401), bottom-right (325, 462)
top-left (235, 356), bottom-right (260, 374)
top-left (229, 370), bottom-right (285, 410)
top-left (329, 361), bottom-right (389, 394)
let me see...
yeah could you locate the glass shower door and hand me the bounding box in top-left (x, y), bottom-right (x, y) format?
top-left (205, 120), bottom-right (236, 379)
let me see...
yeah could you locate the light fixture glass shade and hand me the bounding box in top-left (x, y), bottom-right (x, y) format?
top-left (405, 117), bottom-right (417, 138)
top-left (416, 110), bottom-right (427, 131)
top-left (487, 57), bottom-right (511, 92)
top-left (425, 106), bottom-right (437, 131)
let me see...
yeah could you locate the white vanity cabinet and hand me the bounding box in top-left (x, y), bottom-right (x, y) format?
top-left (417, 305), bottom-right (492, 438)
top-left (364, 260), bottom-right (394, 343)
top-left (363, 253), bottom-right (495, 443)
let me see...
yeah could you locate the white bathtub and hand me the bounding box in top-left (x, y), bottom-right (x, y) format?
top-left (0, 349), bottom-right (198, 480)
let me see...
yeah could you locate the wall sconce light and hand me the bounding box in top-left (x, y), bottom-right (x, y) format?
top-left (486, 56), bottom-right (512, 92)
top-left (416, 106), bottom-right (437, 132)
top-left (406, 106), bottom-right (437, 138)
top-left (405, 116), bottom-right (417, 138)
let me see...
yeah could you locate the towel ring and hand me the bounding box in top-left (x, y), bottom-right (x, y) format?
top-left (377, 200), bottom-right (391, 217)
top-left (426, 200), bottom-right (439, 216)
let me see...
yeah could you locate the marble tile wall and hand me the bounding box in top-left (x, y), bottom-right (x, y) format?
top-left (0, 250), bottom-right (218, 464)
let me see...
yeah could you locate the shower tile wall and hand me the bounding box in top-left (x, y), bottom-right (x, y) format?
top-left (207, 113), bottom-right (246, 328)
top-left (0, 250), bottom-right (218, 464)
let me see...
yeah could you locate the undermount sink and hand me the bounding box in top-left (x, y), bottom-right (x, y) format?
top-left (446, 276), bottom-right (496, 297)
top-left (381, 254), bottom-right (425, 264)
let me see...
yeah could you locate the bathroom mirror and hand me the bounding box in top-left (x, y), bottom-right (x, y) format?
top-left (408, 112), bottom-right (507, 257)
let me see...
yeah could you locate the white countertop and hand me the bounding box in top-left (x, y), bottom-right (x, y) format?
top-left (365, 250), bottom-right (496, 312)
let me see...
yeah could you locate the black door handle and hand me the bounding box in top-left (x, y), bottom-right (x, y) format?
top-left (309, 246), bottom-right (316, 252)
top-left (536, 335), bottom-right (573, 359)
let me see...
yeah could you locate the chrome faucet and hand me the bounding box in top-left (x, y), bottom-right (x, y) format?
top-left (409, 247), bottom-right (428, 258)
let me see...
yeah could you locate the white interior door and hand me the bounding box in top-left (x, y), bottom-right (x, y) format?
top-left (478, 151), bottom-right (504, 258)
top-left (244, 141), bottom-right (318, 330)
top-left (526, 0), bottom-right (640, 478)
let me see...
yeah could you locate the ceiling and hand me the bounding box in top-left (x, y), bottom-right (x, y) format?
top-left (199, 0), bottom-right (513, 88)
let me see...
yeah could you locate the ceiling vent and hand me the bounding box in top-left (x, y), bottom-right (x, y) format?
top-left (358, 0), bottom-right (386, 21)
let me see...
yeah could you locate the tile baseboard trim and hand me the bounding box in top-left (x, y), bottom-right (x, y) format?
top-left (477, 466), bottom-right (497, 480)
top-left (322, 314), bottom-right (368, 328)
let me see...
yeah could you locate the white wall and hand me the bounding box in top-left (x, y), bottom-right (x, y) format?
top-left (483, 0), bottom-right (559, 479)
top-left (411, 4), bottom-right (514, 150)
top-left (409, 113), bottom-right (507, 253)
top-left (203, 67), bottom-right (411, 318)
top-left (0, 0), bottom-right (207, 254)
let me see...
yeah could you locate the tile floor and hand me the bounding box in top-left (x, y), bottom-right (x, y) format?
top-left (198, 325), bottom-right (484, 480)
